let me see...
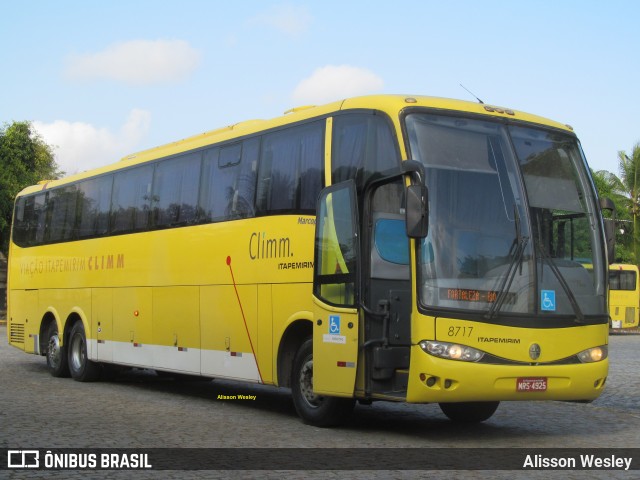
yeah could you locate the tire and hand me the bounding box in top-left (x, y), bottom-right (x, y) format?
top-left (439, 401), bottom-right (499, 423)
top-left (68, 321), bottom-right (101, 382)
top-left (45, 321), bottom-right (70, 378)
top-left (291, 338), bottom-right (354, 427)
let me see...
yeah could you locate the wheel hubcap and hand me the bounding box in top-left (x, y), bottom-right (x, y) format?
top-left (47, 334), bottom-right (61, 369)
top-left (70, 334), bottom-right (85, 372)
top-left (299, 356), bottom-right (322, 408)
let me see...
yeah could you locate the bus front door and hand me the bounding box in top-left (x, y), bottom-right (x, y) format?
top-left (362, 179), bottom-right (412, 399)
top-left (312, 181), bottom-right (360, 397)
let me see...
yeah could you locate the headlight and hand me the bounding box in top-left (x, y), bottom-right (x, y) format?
top-left (419, 340), bottom-right (485, 362)
top-left (577, 345), bottom-right (608, 363)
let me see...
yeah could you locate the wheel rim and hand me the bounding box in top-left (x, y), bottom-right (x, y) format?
top-left (69, 332), bottom-right (85, 372)
top-left (47, 334), bottom-right (62, 369)
top-left (298, 355), bottom-right (323, 409)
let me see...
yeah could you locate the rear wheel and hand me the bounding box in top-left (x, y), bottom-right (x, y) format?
top-left (68, 321), bottom-right (101, 382)
top-left (439, 401), bottom-right (499, 423)
top-left (291, 338), bottom-right (354, 427)
top-left (45, 321), bottom-right (70, 378)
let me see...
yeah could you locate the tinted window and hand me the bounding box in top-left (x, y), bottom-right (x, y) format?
top-left (153, 153), bottom-right (201, 227)
top-left (200, 139), bottom-right (258, 222)
top-left (332, 113), bottom-right (399, 189)
top-left (314, 182), bottom-right (359, 307)
top-left (12, 121), bottom-right (328, 247)
top-left (12, 197), bottom-right (28, 246)
top-left (256, 122), bottom-right (323, 214)
top-left (77, 175), bottom-right (113, 238)
top-left (219, 142), bottom-right (241, 168)
top-left (610, 270), bottom-right (637, 291)
top-left (47, 186), bottom-right (78, 242)
top-left (32, 193), bottom-right (47, 244)
top-left (111, 165), bottom-right (154, 233)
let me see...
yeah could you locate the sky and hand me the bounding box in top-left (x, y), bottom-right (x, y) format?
top-left (1, 0), bottom-right (639, 177)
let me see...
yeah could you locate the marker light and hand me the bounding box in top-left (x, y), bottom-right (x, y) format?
top-left (420, 340), bottom-right (484, 362)
top-left (577, 345), bottom-right (608, 363)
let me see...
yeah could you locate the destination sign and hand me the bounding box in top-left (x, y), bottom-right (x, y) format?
top-left (440, 288), bottom-right (515, 304)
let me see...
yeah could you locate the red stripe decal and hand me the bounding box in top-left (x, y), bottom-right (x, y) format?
top-left (337, 361), bottom-right (355, 368)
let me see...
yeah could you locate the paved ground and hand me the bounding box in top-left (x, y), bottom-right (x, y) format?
top-left (1, 325), bottom-right (639, 479)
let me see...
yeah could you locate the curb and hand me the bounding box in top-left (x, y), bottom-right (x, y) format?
top-left (610, 328), bottom-right (640, 335)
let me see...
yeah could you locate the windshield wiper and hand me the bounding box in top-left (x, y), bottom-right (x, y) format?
top-left (485, 206), bottom-right (528, 320)
top-left (536, 243), bottom-right (585, 324)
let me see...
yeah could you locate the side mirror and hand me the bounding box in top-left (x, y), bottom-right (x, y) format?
top-left (405, 184), bottom-right (428, 238)
top-left (600, 197), bottom-right (616, 264)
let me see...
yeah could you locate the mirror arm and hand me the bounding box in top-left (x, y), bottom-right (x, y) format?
top-left (401, 159), bottom-right (425, 185)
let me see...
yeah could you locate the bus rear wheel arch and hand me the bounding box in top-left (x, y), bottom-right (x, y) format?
top-left (277, 320), bottom-right (312, 388)
top-left (67, 320), bottom-right (101, 382)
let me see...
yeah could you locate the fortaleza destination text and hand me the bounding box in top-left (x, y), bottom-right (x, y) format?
top-left (524, 454), bottom-right (632, 470)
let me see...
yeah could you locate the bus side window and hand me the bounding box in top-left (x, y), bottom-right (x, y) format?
top-left (12, 197), bottom-right (28, 246)
top-left (77, 175), bottom-right (113, 238)
top-left (199, 147), bottom-right (220, 222)
top-left (152, 152), bottom-right (201, 227)
top-left (44, 185), bottom-right (78, 242)
top-left (256, 122), bottom-right (323, 215)
top-left (111, 165), bottom-right (154, 233)
top-left (199, 140), bottom-right (257, 222)
top-left (33, 193), bottom-right (47, 244)
top-left (235, 137), bottom-right (258, 218)
top-left (332, 113), bottom-right (400, 190)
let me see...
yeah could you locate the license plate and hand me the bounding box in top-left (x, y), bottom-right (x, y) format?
top-left (516, 377), bottom-right (547, 392)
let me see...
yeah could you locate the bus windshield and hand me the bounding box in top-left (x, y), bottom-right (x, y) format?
top-left (405, 113), bottom-right (606, 321)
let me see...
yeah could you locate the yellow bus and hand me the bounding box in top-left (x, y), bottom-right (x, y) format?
top-left (8, 95), bottom-right (611, 427)
top-left (609, 263), bottom-right (640, 329)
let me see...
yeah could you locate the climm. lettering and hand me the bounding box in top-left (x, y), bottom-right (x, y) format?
top-left (249, 232), bottom-right (293, 260)
top-left (88, 254), bottom-right (125, 270)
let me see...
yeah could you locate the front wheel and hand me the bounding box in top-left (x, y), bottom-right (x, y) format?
top-left (68, 321), bottom-right (101, 382)
top-left (291, 338), bottom-right (354, 427)
top-left (439, 401), bottom-right (499, 423)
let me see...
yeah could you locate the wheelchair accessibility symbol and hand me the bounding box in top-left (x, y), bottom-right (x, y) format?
top-left (541, 290), bottom-right (556, 311)
top-left (329, 315), bottom-right (341, 334)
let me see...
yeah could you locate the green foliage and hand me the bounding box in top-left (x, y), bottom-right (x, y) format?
top-left (591, 141), bottom-right (640, 264)
top-left (616, 143), bottom-right (640, 264)
top-left (591, 169), bottom-right (632, 262)
top-left (0, 121), bottom-right (62, 254)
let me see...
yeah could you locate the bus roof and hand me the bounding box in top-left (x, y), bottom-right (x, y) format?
top-left (17, 94), bottom-right (575, 196)
top-left (610, 263), bottom-right (640, 272)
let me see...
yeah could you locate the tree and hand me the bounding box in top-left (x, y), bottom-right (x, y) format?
top-left (0, 121), bottom-right (62, 254)
top-left (615, 143), bottom-right (640, 264)
top-left (591, 169), bottom-right (633, 263)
